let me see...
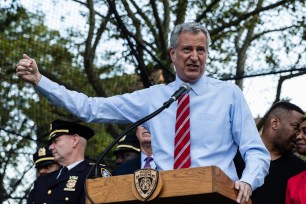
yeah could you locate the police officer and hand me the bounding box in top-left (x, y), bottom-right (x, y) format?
top-left (33, 147), bottom-right (61, 177)
top-left (27, 119), bottom-right (111, 204)
top-left (114, 132), bottom-right (140, 166)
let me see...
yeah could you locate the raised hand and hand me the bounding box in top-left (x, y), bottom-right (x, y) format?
top-left (16, 54), bottom-right (42, 86)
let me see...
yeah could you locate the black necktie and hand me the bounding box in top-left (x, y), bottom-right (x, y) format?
top-left (57, 167), bottom-right (68, 179)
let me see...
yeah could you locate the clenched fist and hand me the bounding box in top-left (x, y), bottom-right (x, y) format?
top-left (16, 54), bottom-right (41, 86)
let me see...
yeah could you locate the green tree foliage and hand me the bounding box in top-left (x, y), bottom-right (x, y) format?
top-left (0, 2), bottom-right (107, 203)
top-left (0, 2), bottom-right (142, 202)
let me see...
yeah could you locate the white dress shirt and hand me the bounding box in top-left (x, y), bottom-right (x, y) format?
top-left (141, 152), bottom-right (156, 169)
top-left (36, 74), bottom-right (270, 190)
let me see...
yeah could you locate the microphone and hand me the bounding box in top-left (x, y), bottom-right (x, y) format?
top-left (163, 83), bottom-right (191, 108)
top-left (171, 83), bottom-right (191, 101)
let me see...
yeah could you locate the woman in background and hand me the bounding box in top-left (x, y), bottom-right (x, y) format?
top-left (285, 116), bottom-right (306, 204)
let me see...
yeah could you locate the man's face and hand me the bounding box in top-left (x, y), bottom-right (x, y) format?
top-left (274, 110), bottom-right (303, 154)
top-left (115, 151), bottom-right (139, 166)
top-left (49, 135), bottom-right (75, 166)
top-left (296, 120), bottom-right (306, 155)
top-left (136, 126), bottom-right (151, 145)
top-left (169, 31), bottom-right (207, 83)
top-left (37, 163), bottom-right (61, 177)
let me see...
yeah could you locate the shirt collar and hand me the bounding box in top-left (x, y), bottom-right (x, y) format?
top-left (175, 74), bottom-right (207, 96)
top-left (66, 160), bottom-right (83, 170)
top-left (141, 152), bottom-right (153, 161)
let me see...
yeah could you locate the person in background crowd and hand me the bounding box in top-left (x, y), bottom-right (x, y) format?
top-left (248, 101), bottom-right (306, 204)
top-left (114, 132), bottom-right (140, 166)
top-left (113, 125), bottom-right (155, 175)
top-left (32, 146), bottom-right (61, 177)
top-left (17, 22), bottom-right (271, 204)
top-left (27, 119), bottom-right (112, 204)
top-left (285, 116), bottom-right (306, 204)
top-left (136, 125), bottom-right (155, 169)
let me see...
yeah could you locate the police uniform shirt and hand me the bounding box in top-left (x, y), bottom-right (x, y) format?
top-left (27, 160), bottom-right (111, 204)
top-left (56, 160), bottom-right (82, 179)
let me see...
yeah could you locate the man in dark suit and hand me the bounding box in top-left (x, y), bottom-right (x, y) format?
top-left (113, 125), bottom-right (155, 175)
top-left (27, 119), bottom-right (111, 204)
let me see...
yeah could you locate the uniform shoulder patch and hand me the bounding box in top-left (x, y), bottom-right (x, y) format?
top-left (100, 167), bottom-right (112, 177)
top-left (88, 162), bottom-right (112, 177)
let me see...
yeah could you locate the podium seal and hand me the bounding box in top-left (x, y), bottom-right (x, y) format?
top-left (132, 169), bottom-right (161, 201)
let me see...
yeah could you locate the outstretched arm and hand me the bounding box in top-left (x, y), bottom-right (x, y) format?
top-left (16, 54), bottom-right (42, 86)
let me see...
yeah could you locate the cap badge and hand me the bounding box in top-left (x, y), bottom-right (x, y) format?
top-left (38, 147), bottom-right (46, 156)
top-left (119, 135), bottom-right (126, 142)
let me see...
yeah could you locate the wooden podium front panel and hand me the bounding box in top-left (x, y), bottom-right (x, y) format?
top-left (86, 166), bottom-right (243, 204)
top-left (158, 166), bottom-right (215, 196)
top-left (86, 174), bottom-right (135, 203)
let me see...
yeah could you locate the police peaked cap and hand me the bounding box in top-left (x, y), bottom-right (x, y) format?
top-left (48, 119), bottom-right (95, 142)
top-left (114, 132), bottom-right (140, 153)
top-left (33, 147), bottom-right (56, 169)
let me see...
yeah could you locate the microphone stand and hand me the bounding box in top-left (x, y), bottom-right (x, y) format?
top-left (84, 97), bottom-right (176, 204)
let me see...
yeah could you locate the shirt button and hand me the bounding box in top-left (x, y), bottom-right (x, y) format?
top-left (65, 197), bottom-right (69, 201)
top-left (47, 190), bottom-right (52, 194)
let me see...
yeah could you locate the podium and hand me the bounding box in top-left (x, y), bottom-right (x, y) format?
top-left (86, 166), bottom-right (251, 204)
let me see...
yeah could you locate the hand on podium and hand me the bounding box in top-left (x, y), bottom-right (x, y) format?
top-left (235, 180), bottom-right (252, 204)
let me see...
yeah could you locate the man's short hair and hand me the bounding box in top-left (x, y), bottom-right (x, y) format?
top-left (169, 22), bottom-right (211, 52)
top-left (266, 101), bottom-right (304, 117)
top-left (263, 101), bottom-right (304, 129)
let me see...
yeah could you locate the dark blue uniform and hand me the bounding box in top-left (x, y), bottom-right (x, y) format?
top-left (113, 158), bottom-right (141, 176)
top-left (27, 161), bottom-right (111, 204)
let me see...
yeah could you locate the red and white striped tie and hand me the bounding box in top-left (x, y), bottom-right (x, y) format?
top-left (174, 94), bottom-right (191, 169)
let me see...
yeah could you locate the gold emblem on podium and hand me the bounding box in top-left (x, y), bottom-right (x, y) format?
top-left (133, 169), bottom-right (159, 201)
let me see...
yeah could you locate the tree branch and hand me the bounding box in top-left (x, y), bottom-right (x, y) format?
top-left (251, 25), bottom-right (296, 41)
top-left (174, 0), bottom-right (187, 25)
top-left (92, 11), bottom-right (111, 52)
top-left (150, 0), bottom-right (166, 50)
top-left (107, 0), bottom-right (153, 87)
top-left (257, 70), bottom-right (306, 130)
top-left (127, 0), bottom-right (159, 44)
top-left (196, 0), bottom-right (221, 22)
top-left (210, 0), bottom-right (292, 36)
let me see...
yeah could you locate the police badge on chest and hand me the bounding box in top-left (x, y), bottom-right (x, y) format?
top-left (64, 176), bottom-right (78, 191)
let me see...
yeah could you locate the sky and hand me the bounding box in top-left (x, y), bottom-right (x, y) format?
top-left (18, 0), bottom-right (306, 117)
top-left (244, 74), bottom-right (305, 117)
